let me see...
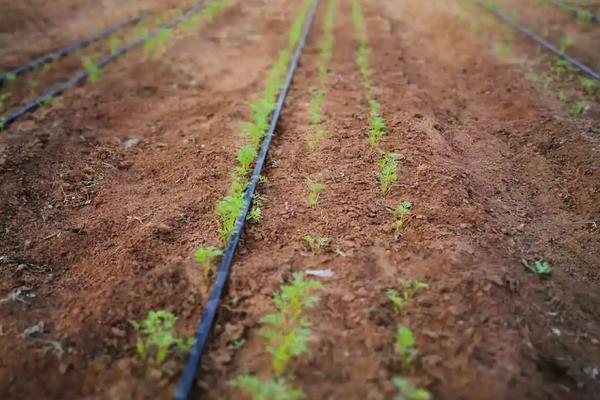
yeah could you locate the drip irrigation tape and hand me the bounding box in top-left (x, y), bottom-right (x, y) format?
top-left (0, 1), bottom-right (213, 129)
top-left (0, 13), bottom-right (145, 88)
top-left (546, 0), bottom-right (599, 23)
top-left (478, 1), bottom-right (600, 82)
top-left (173, 0), bottom-right (319, 398)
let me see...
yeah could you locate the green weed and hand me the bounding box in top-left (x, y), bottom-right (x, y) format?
top-left (194, 246), bottom-right (223, 280)
top-left (579, 77), bottom-right (597, 95)
top-left (306, 178), bottom-right (326, 208)
top-left (230, 375), bottom-right (305, 400)
top-left (393, 377), bottom-right (431, 400)
top-left (302, 234), bottom-right (330, 253)
top-left (378, 153), bottom-right (401, 194)
top-left (129, 310), bottom-right (194, 364)
top-left (395, 326), bottom-right (418, 367)
top-left (522, 259), bottom-right (551, 277)
top-left (144, 36), bottom-right (156, 54)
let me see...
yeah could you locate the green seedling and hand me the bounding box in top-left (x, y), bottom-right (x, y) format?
top-left (232, 338), bottom-right (246, 349)
top-left (309, 89), bottom-right (325, 124)
top-left (230, 375), bottom-right (305, 400)
top-left (387, 278), bottom-right (427, 312)
top-left (553, 58), bottom-right (575, 79)
top-left (4, 72), bottom-right (16, 84)
top-left (217, 194), bottom-right (244, 240)
top-left (274, 272), bottom-right (322, 321)
top-left (387, 201), bottom-right (412, 231)
top-left (557, 91), bottom-right (568, 102)
top-left (260, 272), bottom-right (322, 375)
top-left (260, 315), bottom-right (311, 376)
top-left (386, 289), bottom-right (406, 312)
top-left (378, 153), bottom-right (401, 194)
top-left (306, 178), bottom-right (326, 208)
top-left (27, 78), bottom-right (38, 95)
top-left (522, 259), bottom-right (551, 277)
top-left (237, 145), bottom-right (257, 176)
top-left (129, 310), bottom-right (194, 364)
top-left (570, 100), bottom-right (590, 117)
top-left (248, 194), bottom-right (264, 223)
top-left (307, 128), bottom-right (328, 151)
top-left (81, 57), bottom-right (101, 84)
top-left (202, 0), bottom-right (226, 20)
top-left (0, 92), bottom-right (10, 112)
top-left (395, 326), bottom-right (418, 367)
top-left (259, 175), bottom-right (270, 185)
top-left (579, 77), bottom-right (597, 95)
top-left (157, 27), bottom-right (172, 47)
top-left (393, 377), bottom-right (431, 400)
top-left (0, 117), bottom-right (6, 130)
top-left (144, 36), bottom-right (156, 54)
top-left (194, 246), bottom-right (223, 279)
top-left (558, 36), bottom-right (571, 53)
top-left (302, 234), bottom-right (330, 253)
top-left (496, 41), bottom-right (512, 57)
top-left (109, 36), bottom-right (120, 55)
top-left (369, 99), bottom-right (385, 145)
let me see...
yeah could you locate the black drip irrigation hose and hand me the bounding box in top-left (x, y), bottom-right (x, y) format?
top-left (0, 13), bottom-right (145, 88)
top-left (478, 1), bottom-right (600, 82)
top-left (0, 1), bottom-right (213, 129)
top-left (173, 0), bottom-right (319, 398)
top-left (546, 0), bottom-right (599, 23)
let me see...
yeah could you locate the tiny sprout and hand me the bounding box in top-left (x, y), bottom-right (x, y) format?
top-left (109, 36), bottom-right (120, 55)
top-left (306, 178), bottom-right (326, 208)
top-left (302, 234), bottom-right (330, 253)
top-left (522, 259), bottom-right (551, 277)
top-left (557, 91), bottom-right (568, 102)
top-left (81, 57), bottom-right (101, 84)
top-left (230, 375), bottom-right (305, 400)
top-left (395, 326), bottom-right (418, 367)
top-left (195, 246), bottom-right (223, 280)
top-left (388, 201), bottom-right (412, 231)
top-left (570, 100), bottom-right (589, 117)
top-left (393, 377), bottom-right (431, 400)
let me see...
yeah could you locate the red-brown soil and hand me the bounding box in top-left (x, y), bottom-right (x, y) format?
top-left (1, 0), bottom-right (599, 399)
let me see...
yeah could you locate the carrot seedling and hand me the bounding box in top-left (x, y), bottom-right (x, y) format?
top-left (230, 375), bottom-right (305, 400)
top-left (393, 377), bottom-right (431, 400)
top-left (194, 246), bottom-right (223, 279)
top-left (522, 259), bottom-right (551, 277)
top-left (302, 234), bottom-right (330, 253)
top-left (306, 178), bottom-right (326, 208)
top-left (378, 153), bottom-right (401, 194)
top-left (129, 310), bottom-right (194, 364)
top-left (395, 326), bottom-right (418, 367)
top-left (387, 201), bottom-right (412, 231)
top-left (81, 57), bottom-right (101, 84)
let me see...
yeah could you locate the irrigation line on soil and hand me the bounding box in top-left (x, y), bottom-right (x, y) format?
top-left (0, 13), bottom-right (145, 88)
top-left (173, 0), bottom-right (319, 398)
top-left (0, 0), bottom-right (214, 130)
top-left (478, 0), bottom-right (600, 82)
top-left (546, 0), bottom-right (599, 23)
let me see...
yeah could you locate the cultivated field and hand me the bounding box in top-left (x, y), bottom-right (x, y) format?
top-left (1, 0), bottom-right (599, 399)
